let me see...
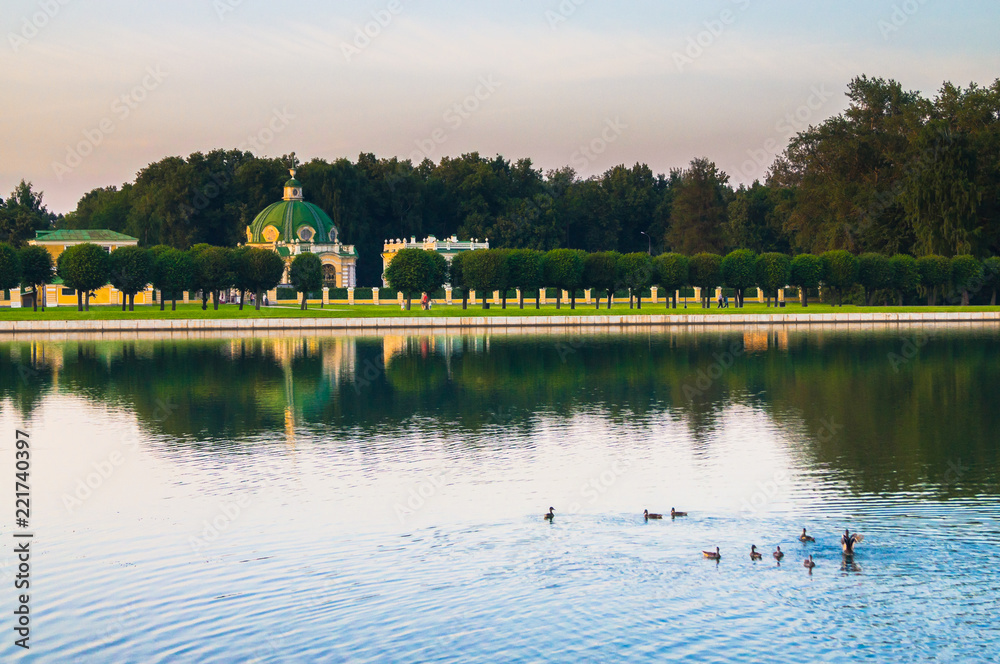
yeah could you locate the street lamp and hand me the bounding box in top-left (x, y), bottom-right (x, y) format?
top-left (640, 231), bottom-right (651, 255)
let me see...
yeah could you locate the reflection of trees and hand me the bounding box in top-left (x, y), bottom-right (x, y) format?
top-left (1, 328), bottom-right (997, 494)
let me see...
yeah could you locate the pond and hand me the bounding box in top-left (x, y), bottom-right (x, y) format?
top-left (1, 324), bottom-right (998, 662)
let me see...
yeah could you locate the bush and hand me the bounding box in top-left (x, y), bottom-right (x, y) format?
top-left (820, 250), bottom-right (859, 306)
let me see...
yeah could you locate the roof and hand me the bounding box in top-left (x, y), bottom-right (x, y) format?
top-left (285, 178), bottom-right (302, 188)
top-left (34, 229), bottom-right (138, 243)
top-left (248, 200), bottom-right (339, 244)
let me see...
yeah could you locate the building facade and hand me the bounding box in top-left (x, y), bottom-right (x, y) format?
top-left (381, 236), bottom-right (490, 287)
top-left (245, 170), bottom-right (357, 288)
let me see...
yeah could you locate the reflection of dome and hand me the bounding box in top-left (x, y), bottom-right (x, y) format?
top-left (247, 169), bottom-right (339, 244)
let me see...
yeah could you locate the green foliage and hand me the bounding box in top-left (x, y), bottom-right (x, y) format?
top-left (543, 249), bottom-right (586, 291)
top-left (984, 257), bottom-right (1000, 304)
top-left (289, 253), bottom-right (324, 309)
top-left (58, 243), bottom-right (111, 310)
top-left (654, 253), bottom-right (689, 294)
top-left (666, 159), bottom-right (730, 254)
top-left (193, 246), bottom-right (234, 300)
top-left (888, 254), bottom-right (920, 304)
top-left (688, 253), bottom-right (722, 291)
top-left (584, 251), bottom-right (622, 296)
top-left (0, 181), bottom-right (57, 247)
top-left (916, 255), bottom-right (951, 305)
top-left (951, 255), bottom-right (983, 305)
top-left (789, 254), bottom-right (823, 307)
top-left (820, 250), bottom-right (859, 305)
top-left (108, 246), bottom-right (153, 299)
top-left (17, 245), bottom-right (54, 310)
top-left (384, 248), bottom-right (443, 301)
top-left (242, 247), bottom-right (285, 307)
top-left (857, 253), bottom-right (893, 305)
top-left (755, 253), bottom-right (791, 300)
top-left (724, 183), bottom-right (789, 254)
top-left (448, 251), bottom-right (470, 290)
top-left (721, 249), bottom-right (756, 306)
top-left (506, 249), bottom-right (545, 291)
top-left (464, 249), bottom-right (509, 294)
top-left (153, 249), bottom-right (194, 302)
top-left (617, 253), bottom-right (655, 292)
top-left (0, 243), bottom-right (21, 291)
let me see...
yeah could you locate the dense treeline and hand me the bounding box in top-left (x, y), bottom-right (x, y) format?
top-left (3, 75), bottom-right (999, 287)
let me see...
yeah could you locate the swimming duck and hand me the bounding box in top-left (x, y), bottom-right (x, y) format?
top-left (841, 529), bottom-right (863, 554)
top-left (671, 508), bottom-right (688, 517)
top-left (773, 546), bottom-right (784, 561)
top-left (750, 545), bottom-right (763, 561)
top-left (544, 507), bottom-right (555, 521)
top-left (803, 555), bottom-right (816, 569)
top-left (799, 528), bottom-right (815, 543)
top-left (703, 547), bottom-right (721, 560)
top-left (644, 509), bottom-right (663, 520)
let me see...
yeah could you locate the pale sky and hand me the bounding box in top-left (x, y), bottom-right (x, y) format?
top-left (2, 0), bottom-right (999, 213)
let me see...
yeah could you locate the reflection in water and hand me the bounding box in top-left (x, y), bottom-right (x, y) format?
top-left (3, 326), bottom-right (998, 496)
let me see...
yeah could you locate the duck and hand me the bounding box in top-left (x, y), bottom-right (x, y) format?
top-left (644, 509), bottom-right (663, 520)
top-left (773, 546), bottom-right (784, 561)
top-left (703, 547), bottom-right (721, 560)
top-left (544, 507), bottom-right (555, 521)
top-left (799, 528), bottom-right (815, 543)
top-left (750, 545), bottom-right (763, 561)
top-left (841, 529), bottom-right (863, 554)
top-left (803, 555), bottom-right (816, 569)
top-left (671, 508), bottom-right (688, 517)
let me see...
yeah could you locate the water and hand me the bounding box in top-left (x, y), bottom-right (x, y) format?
top-left (1, 325), bottom-right (999, 662)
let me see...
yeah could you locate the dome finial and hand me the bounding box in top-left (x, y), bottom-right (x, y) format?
top-left (290, 168), bottom-right (297, 178)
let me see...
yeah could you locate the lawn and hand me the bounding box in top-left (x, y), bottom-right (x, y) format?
top-left (1, 301), bottom-right (999, 321)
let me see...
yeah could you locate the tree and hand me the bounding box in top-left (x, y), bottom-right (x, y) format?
top-left (449, 251), bottom-right (471, 310)
top-left (820, 250), bottom-right (859, 306)
top-left (755, 252), bottom-right (791, 307)
top-left (193, 246), bottom-right (234, 310)
top-left (108, 246), bottom-right (153, 311)
top-left (857, 253), bottom-right (892, 306)
top-left (506, 249), bottom-right (544, 309)
top-left (950, 255), bottom-right (982, 306)
top-left (0, 244), bottom-right (20, 297)
top-left (384, 248), bottom-right (443, 310)
top-left (724, 183), bottom-right (790, 254)
top-left (789, 254), bottom-right (823, 307)
top-left (618, 252), bottom-right (654, 309)
top-left (721, 249), bottom-right (757, 308)
top-left (0, 181), bottom-right (56, 247)
top-left (58, 243), bottom-right (110, 311)
top-left (983, 256), bottom-right (1000, 306)
top-left (688, 252), bottom-right (722, 308)
top-left (542, 249), bottom-right (585, 309)
top-left (666, 159), bottom-right (730, 255)
top-left (583, 251), bottom-right (621, 310)
top-left (152, 248), bottom-right (194, 311)
top-left (289, 253), bottom-right (323, 310)
top-left (17, 245), bottom-right (53, 311)
top-left (654, 253), bottom-right (689, 309)
top-left (243, 248), bottom-right (286, 311)
top-left (463, 249), bottom-right (509, 310)
top-left (916, 255), bottom-right (951, 306)
top-left (888, 254), bottom-right (920, 306)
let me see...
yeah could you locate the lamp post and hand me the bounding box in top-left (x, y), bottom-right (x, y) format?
top-left (640, 231), bottom-right (651, 256)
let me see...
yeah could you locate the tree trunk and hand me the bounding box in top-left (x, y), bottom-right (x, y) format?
top-left (129, 294), bottom-right (135, 312)
top-left (201, 292), bottom-right (208, 310)
top-left (172, 297), bottom-right (177, 311)
top-left (927, 289), bottom-right (934, 306)
top-left (519, 292), bottom-right (524, 309)
top-left (462, 294), bottom-right (468, 310)
top-left (535, 291), bottom-right (540, 309)
top-left (32, 285), bottom-right (37, 312)
top-left (301, 292), bottom-right (308, 310)
top-left (239, 290), bottom-right (245, 311)
top-left (160, 294), bottom-right (166, 311)
top-left (991, 289), bottom-right (996, 306)
top-left (637, 295), bottom-right (642, 310)
top-left (570, 293), bottom-right (576, 309)
top-left (483, 300), bottom-right (490, 310)
top-left (255, 289), bottom-right (263, 311)
top-left (405, 298), bottom-right (411, 310)
top-left (122, 296), bottom-right (127, 311)
top-left (596, 294), bottom-right (601, 310)
top-left (607, 291), bottom-right (613, 309)
top-left (962, 289), bottom-right (970, 306)
top-left (213, 291), bottom-right (220, 310)
top-left (77, 291), bottom-right (82, 312)
top-left (502, 294), bottom-right (507, 309)
top-left (556, 292), bottom-right (561, 309)
top-left (85, 292), bottom-right (90, 311)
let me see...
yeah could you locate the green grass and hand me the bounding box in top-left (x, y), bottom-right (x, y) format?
top-left (1, 301), bottom-right (999, 321)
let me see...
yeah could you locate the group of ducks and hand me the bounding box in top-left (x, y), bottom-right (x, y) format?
top-left (543, 508), bottom-right (865, 571)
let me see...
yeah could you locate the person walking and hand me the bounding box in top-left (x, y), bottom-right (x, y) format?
top-left (421, 292), bottom-right (429, 310)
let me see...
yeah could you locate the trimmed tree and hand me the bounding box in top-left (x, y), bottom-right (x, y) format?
top-left (888, 254), bottom-right (920, 306)
top-left (583, 251), bottom-right (621, 310)
top-left (18, 245), bottom-right (53, 311)
top-left (290, 252), bottom-right (323, 310)
top-left (243, 247), bottom-right (285, 311)
top-left (58, 243), bottom-right (110, 311)
top-left (789, 254), bottom-right (822, 307)
top-left (384, 248), bottom-right (434, 310)
top-left (820, 250), bottom-right (859, 306)
top-left (543, 249), bottom-right (586, 309)
top-left (983, 256), bottom-right (1000, 306)
top-left (857, 253), bottom-right (892, 306)
top-left (463, 249), bottom-right (509, 310)
top-left (108, 246), bottom-right (153, 311)
top-left (449, 250), bottom-right (472, 310)
top-left (654, 252), bottom-right (689, 309)
top-left (0, 244), bottom-right (21, 300)
top-left (916, 255), bottom-right (951, 306)
top-left (950, 255), bottom-right (982, 306)
top-left (688, 252), bottom-right (722, 308)
top-left (192, 246), bottom-right (234, 310)
top-left (618, 252), bottom-right (655, 309)
top-left (721, 249), bottom-right (756, 308)
top-left (152, 248), bottom-right (194, 311)
top-left (507, 248), bottom-right (545, 310)
top-left (755, 252), bottom-right (791, 307)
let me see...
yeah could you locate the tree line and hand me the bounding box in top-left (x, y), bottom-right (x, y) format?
top-left (2, 75), bottom-right (998, 287)
top-left (0, 242), bottom-right (325, 312)
top-left (386, 247), bottom-right (1000, 310)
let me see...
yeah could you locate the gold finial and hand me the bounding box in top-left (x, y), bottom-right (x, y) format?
top-left (290, 168), bottom-right (297, 178)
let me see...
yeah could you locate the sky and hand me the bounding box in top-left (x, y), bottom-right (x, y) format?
top-left (2, 0), bottom-right (999, 214)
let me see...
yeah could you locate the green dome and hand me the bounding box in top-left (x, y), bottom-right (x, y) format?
top-left (248, 200), bottom-right (339, 244)
top-left (285, 177), bottom-right (302, 188)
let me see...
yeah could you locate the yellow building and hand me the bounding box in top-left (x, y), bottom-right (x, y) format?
top-left (381, 235), bottom-right (489, 287)
top-left (25, 229), bottom-right (147, 307)
top-left (244, 170), bottom-right (358, 288)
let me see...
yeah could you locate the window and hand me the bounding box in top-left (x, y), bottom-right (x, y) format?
top-left (62, 288), bottom-right (76, 296)
top-left (298, 226), bottom-right (314, 241)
